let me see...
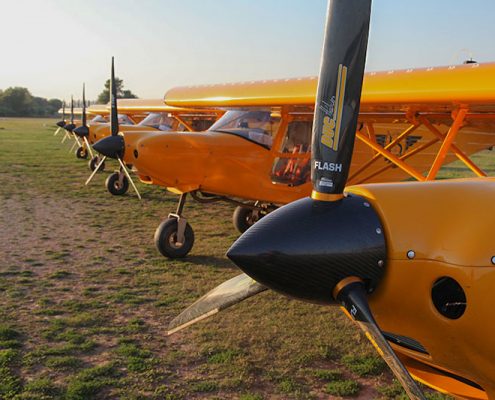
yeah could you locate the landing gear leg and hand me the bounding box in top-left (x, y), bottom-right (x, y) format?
top-left (89, 155), bottom-right (105, 172)
top-left (154, 193), bottom-right (195, 258)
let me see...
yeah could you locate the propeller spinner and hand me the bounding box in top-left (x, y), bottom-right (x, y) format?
top-left (170, 0), bottom-right (426, 398)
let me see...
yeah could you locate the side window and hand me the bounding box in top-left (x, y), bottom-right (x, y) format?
top-left (271, 120), bottom-right (312, 186)
top-left (158, 114), bottom-right (176, 131)
top-left (191, 118), bottom-right (215, 131)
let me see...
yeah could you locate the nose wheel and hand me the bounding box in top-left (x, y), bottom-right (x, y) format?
top-left (154, 193), bottom-right (195, 258)
top-left (76, 146), bottom-right (88, 159)
top-left (106, 171), bottom-right (129, 196)
top-left (154, 217), bottom-right (195, 258)
top-left (232, 204), bottom-right (274, 233)
top-left (232, 206), bottom-right (261, 233)
top-left (89, 155), bottom-right (105, 172)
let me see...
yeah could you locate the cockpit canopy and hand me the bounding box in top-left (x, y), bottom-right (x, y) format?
top-left (208, 110), bottom-right (281, 148)
top-left (138, 112), bottom-right (179, 131)
top-left (118, 114), bottom-right (135, 125)
top-left (90, 115), bottom-right (108, 123)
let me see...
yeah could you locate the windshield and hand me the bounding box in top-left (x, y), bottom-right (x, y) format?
top-left (90, 115), bottom-right (107, 123)
top-left (209, 110), bottom-right (280, 149)
top-left (118, 114), bottom-right (135, 125)
top-left (138, 112), bottom-right (178, 131)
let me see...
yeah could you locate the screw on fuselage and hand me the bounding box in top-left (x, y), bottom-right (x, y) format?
top-left (378, 260), bottom-right (384, 267)
top-left (407, 250), bottom-right (415, 259)
top-left (376, 228), bottom-right (382, 234)
top-left (492, 256), bottom-right (495, 265)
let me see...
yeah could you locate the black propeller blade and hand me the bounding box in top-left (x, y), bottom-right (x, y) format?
top-left (74, 83), bottom-right (89, 138)
top-left (56, 100), bottom-right (66, 128)
top-left (93, 57), bottom-right (124, 159)
top-left (64, 96), bottom-right (76, 133)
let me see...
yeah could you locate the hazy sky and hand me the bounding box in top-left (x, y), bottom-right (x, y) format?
top-left (1, 0), bottom-right (494, 101)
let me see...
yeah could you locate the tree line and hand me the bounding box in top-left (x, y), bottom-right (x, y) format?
top-left (0, 88), bottom-right (62, 117)
top-left (0, 78), bottom-right (137, 117)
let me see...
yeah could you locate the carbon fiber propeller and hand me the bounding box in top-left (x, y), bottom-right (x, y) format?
top-left (64, 96), bottom-right (76, 133)
top-left (54, 100), bottom-right (66, 135)
top-left (86, 58), bottom-right (141, 199)
top-left (169, 1), bottom-right (425, 398)
top-left (73, 84), bottom-right (94, 158)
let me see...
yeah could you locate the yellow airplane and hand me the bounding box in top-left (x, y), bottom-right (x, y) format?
top-left (80, 98), bottom-right (219, 174)
top-left (72, 95), bottom-right (141, 165)
top-left (92, 58), bottom-right (494, 259)
top-left (55, 95), bottom-right (90, 155)
top-left (168, 0), bottom-right (495, 399)
top-left (84, 60), bottom-right (223, 199)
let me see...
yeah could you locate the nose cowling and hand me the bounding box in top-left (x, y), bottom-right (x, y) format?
top-left (73, 125), bottom-right (89, 138)
top-left (226, 195), bottom-right (387, 305)
top-left (93, 135), bottom-right (124, 159)
top-left (64, 123), bottom-right (76, 132)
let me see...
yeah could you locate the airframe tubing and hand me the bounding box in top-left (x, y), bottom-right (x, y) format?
top-left (426, 108), bottom-right (468, 180)
top-left (418, 115), bottom-right (486, 178)
top-left (173, 115), bottom-right (194, 132)
top-left (349, 123), bottom-right (420, 181)
top-left (352, 138), bottom-right (439, 185)
top-left (355, 132), bottom-right (426, 181)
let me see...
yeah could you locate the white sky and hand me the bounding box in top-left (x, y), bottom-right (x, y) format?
top-left (1, 0), bottom-right (494, 101)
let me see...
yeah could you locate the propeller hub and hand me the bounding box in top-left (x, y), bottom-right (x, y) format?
top-left (56, 120), bottom-right (66, 128)
top-left (64, 123), bottom-right (76, 132)
top-left (227, 195), bottom-right (386, 304)
top-left (73, 126), bottom-right (89, 138)
top-left (93, 135), bottom-right (124, 159)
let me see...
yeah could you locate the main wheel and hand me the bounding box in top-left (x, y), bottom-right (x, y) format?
top-left (76, 146), bottom-right (88, 159)
top-left (233, 206), bottom-right (261, 233)
top-left (105, 172), bottom-right (129, 196)
top-left (154, 218), bottom-right (195, 258)
top-left (88, 156), bottom-right (105, 172)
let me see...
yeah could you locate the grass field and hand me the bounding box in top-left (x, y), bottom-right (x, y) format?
top-left (0, 118), bottom-right (492, 399)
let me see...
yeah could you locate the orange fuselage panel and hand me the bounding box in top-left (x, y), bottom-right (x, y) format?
top-left (124, 130), bottom-right (311, 203)
top-left (349, 178), bottom-right (495, 398)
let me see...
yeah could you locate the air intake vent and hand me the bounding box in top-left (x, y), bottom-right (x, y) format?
top-left (383, 332), bottom-right (429, 355)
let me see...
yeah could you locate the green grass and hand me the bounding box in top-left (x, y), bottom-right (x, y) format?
top-left (341, 354), bottom-right (386, 376)
top-left (325, 379), bottom-right (360, 397)
top-left (0, 118), bottom-right (488, 398)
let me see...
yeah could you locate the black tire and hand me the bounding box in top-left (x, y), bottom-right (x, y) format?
top-left (76, 146), bottom-right (88, 159)
top-left (232, 206), bottom-right (260, 233)
top-left (88, 156), bottom-right (105, 172)
top-left (154, 218), bottom-right (195, 258)
top-left (105, 172), bottom-right (129, 196)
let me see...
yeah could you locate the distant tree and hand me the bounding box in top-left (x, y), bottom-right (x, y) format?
top-left (0, 88), bottom-right (63, 117)
top-left (31, 97), bottom-right (49, 116)
top-left (96, 77), bottom-right (138, 103)
top-left (48, 98), bottom-right (62, 115)
top-left (0, 87), bottom-right (32, 116)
